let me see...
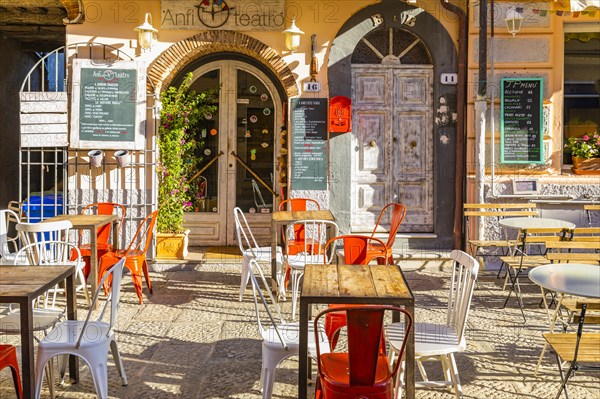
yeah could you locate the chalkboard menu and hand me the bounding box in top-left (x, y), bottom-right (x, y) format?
top-left (291, 98), bottom-right (328, 190)
top-left (500, 78), bottom-right (544, 164)
top-left (70, 59), bottom-right (146, 150)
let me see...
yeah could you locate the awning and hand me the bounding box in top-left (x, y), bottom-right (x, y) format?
top-left (570, 0), bottom-right (600, 12)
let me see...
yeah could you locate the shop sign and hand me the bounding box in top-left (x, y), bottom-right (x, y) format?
top-left (70, 59), bottom-right (146, 150)
top-left (161, 0), bottom-right (285, 31)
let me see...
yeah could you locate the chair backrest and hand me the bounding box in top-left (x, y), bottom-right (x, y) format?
top-left (447, 250), bottom-right (480, 342)
top-left (571, 227), bottom-right (600, 241)
top-left (233, 207), bottom-right (261, 256)
top-left (16, 220), bottom-right (72, 248)
top-left (81, 202), bottom-right (126, 245)
top-left (75, 257), bottom-right (126, 349)
top-left (278, 198), bottom-right (320, 212)
top-left (371, 203), bottom-right (406, 248)
top-left (324, 235), bottom-right (388, 265)
top-left (0, 209), bottom-right (20, 260)
top-left (247, 259), bottom-right (288, 349)
top-left (124, 210), bottom-right (158, 255)
top-left (285, 220), bottom-right (339, 264)
top-left (314, 305), bottom-right (412, 386)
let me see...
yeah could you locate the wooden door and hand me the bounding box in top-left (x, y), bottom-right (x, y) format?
top-left (351, 65), bottom-right (433, 232)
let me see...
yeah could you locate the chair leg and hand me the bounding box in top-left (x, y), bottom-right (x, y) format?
top-left (142, 260), bottom-right (153, 294)
top-left (110, 340), bottom-right (128, 386)
top-left (131, 273), bottom-right (144, 304)
top-left (34, 353), bottom-right (50, 399)
top-left (46, 358), bottom-right (56, 399)
top-left (4, 347), bottom-right (23, 399)
top-left (88, 357), bottom-right (109, 399)
top-left (554, 353), bottom-right (571, 399)
top-left (291, 269), bottom-right (303, 321)
top-left (239, 255), bottom-right (251, 301)
top-left (77, 268), bottom-right (91, 306)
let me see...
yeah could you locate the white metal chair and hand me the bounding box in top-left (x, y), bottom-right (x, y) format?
top-left (284, 219), bottom-right (338, 320)
top-left (16, 221), bottom-right (90, 306)
top-left (252, 179), bottom-right (272, 211)
top-left (247, 259), bottom-right (330, 399)
top-left (384, 250), bottom-right (480, 399)
top-left (0, 209), bottom-right (21, 264)
top-left (34, 258), bottom-right (128, 399)
top-left (233, 207), bottom-right (284, 301)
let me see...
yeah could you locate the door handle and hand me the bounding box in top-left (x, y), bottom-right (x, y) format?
top-left (368, 140), bottom-right (377, 147)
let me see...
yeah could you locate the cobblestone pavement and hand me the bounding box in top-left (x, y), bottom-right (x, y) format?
top-left (1, 254), bottom-right (598, 399)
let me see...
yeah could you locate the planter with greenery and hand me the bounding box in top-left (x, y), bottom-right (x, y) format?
top-left (564, 132), bottom-right (600, 175)
top-left (157, 73), bottom-right (217, 258)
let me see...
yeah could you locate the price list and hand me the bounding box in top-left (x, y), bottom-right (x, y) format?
top-left (78, 68), bottom-right (137, 142)
top-left (501, 78), bottom-right (544, 164)
top-left (291, 98), bottom-right (328, 190)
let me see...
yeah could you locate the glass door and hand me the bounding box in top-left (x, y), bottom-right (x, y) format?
top-left (184, 60), bottom-right (280, 245)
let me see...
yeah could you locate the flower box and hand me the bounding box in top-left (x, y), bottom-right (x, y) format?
top-left (572, 156), bottom-right (600, 175)
top-left (156, 230), bottom-right (190, 259)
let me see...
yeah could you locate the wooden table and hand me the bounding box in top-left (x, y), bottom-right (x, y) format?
top-left (271, 210), bottom-right (335, 292)
top-left (0, 265), bottom-right (78, 398)
top-left (299, 263), bottom-right (415, 398)
top-left (44, 214), bottom-right (118, 298)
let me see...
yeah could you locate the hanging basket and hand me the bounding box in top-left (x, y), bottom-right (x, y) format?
top-left (88, 150), bottom-right (104, 168)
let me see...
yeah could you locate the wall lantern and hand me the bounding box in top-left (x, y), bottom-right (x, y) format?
top-left (505, 7), bottom-right (524, 37)
top-left (283, 18), bottom-right (304, 52)
top-left (135, 13), bottom-right (158, 51)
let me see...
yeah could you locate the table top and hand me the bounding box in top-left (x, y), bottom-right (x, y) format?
top-left (272, 209), bottom-right (335, 223)
top-left (0, 265), bottom-right (76, 302)
top-left (43, 214), bottom-right (118, 229)
top-left (301, 264), bottom-right (413, 303)
top-left (499, 217), bottom-right (576, 230)
top-left (529, 263), bottom-right (600, 298)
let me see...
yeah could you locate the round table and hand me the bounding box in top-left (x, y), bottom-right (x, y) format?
top-left (529, 263), bottom-right (600, 298)
top-left (499, 217), bottom-right (576, 230)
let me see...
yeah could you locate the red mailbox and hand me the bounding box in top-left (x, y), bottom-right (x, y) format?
top-left (329, 96), bottom-right (351, 133)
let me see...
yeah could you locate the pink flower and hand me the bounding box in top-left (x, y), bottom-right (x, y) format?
top-left (583, 135), bottom-right (589, 141)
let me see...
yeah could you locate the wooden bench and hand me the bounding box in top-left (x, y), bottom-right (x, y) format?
top-left (463, 203), bottom-right (538, 263)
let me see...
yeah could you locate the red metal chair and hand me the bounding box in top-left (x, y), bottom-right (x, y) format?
top-left (0, 344), bottom-right (23, 399)
top-left (77, 202), bottom-right (126, 279)
top-left (323, 235), bottom-right (388, 349)
top-left (98, 210), bottom-right (158, 304)
top-left (367, 203), bottom-right (407, 265)
top-left (313, 305), bottom-right (412, 399)
top-left (278, 198), bottom-right (321, 256)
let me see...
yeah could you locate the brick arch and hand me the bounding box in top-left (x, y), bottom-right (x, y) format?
top-left (147, 31), bottom-right (298, 97)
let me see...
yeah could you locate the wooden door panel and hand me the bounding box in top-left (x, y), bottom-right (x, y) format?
top-left (396, 181), bottom-right (433, 231)
top-left (395, 111), bottom-right (432, 173)
top-left (393, 69), bottom-right (432, 106)
top-left (353, 183), bottom-right (387, 227)
top-left (355, 111), bottom-right (388, 174)
top-left (354, 73), bottom-right (389, 106)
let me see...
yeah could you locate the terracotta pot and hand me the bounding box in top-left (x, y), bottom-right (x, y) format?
top-left (572, 156), bottom-right (600, 175)
top-left (156, 229), bottom-right (190, 259)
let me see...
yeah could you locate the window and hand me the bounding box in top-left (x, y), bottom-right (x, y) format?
top-left (563, 27), bottom-right (600, 164)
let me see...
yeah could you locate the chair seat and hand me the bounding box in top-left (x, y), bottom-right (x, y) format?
top-left (0, 308), bottom-right (64, 332)
top-left (262, 321), bottom-right (330, 358)
top-left (243, 247), bottom-right (282, 263)
top-left (385, 322), bottom-right (465, 357)
top-left (41, 320), bottom-right (112, 349)
top-left (543, 332), bottom-right (600, 362)
top-left (320, 352), bottom-right (392, 386)
top-left (287, 254), bottom-right (326, 269)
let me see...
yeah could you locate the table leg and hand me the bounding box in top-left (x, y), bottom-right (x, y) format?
top-left (112, 219), bottom-right (119, 252)
top-left (89, 227), bottom-right (98, 309)
top-left (271, 221), bottom-right (278, 295)
top-left (19, 298), bottom-right (34, 398)
top-left (405, 300), bottom-right (415, 399)
top-left (298, 300), bottom-right (309, 399)
top-left (66, 272), bottom-right (79, 383)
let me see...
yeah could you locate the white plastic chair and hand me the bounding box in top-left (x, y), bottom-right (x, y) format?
top-left (0, 209), bottom-right (21, 264)
top-left (16, 221), bottom-right (90, 306)
top-left (34, 258), bottom-right (128, 399)
top-left (384, 249), bottom-right (480, 399)
top-left (247, 259), bottom-right (330, 399)
top-left (284, 219), bottom-right (338, 320)
top-left (233, 207), bottom-right (284, 301)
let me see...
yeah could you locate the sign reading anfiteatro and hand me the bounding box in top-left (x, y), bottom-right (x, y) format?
top-left (161, 0), bottom-right (285, 30)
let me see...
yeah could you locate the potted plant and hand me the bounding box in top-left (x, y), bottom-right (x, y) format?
top-left (156, 73), bottom-right (217, 258)
top-left (564, 132), bottom-right (600, 175)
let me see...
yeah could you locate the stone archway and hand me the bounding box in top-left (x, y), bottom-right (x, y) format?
top-left (147, 31), bottom-right (298, 97)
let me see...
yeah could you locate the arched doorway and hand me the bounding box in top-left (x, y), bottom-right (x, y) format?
top-left (179, 59), bottom-right (284, 245)
top-left (351, 27), bottom-right (434, 233)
